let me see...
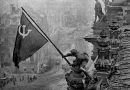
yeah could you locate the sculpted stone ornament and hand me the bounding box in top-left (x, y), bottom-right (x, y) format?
top-left (97, 30), bottom-right (110, 60)
top-left (109, 21), bottom-right (121, 39)
top-left (18, 25), bottom-right (32, 38)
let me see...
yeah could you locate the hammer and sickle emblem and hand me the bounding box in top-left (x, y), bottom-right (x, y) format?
top-left (18, 25), bottom-right (32, 38)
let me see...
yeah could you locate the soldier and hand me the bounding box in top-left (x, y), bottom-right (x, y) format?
top-left (64, 49), bottom-right (97, 90)
top-left (94, 0), bottom-right (104, 23)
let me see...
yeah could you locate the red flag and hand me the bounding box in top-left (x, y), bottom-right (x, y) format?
top-left (13, 12), bottom-right (48, 68)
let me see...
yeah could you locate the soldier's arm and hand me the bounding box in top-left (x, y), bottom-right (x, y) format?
top-left (64, 53), bottom-right (73, 57)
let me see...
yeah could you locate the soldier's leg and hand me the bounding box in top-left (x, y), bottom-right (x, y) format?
top-left (94, 12), bottom-right (98, 23)
top-left (99, 14), bottom-right (104, 22)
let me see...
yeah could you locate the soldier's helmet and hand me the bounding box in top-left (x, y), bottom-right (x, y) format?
top-left (70, 49), bottom-right (78, 55)
top-left (100, 29), bottom-right (108, 38)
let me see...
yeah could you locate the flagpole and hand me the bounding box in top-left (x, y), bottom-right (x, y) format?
top-left (21, 7), bottom-right (71, 66)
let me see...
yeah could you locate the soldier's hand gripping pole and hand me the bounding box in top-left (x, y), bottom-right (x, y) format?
top-left (62, 55), bottom-right (71, 66)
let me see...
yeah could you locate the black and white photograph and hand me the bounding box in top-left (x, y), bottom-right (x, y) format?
top-left (0, 0), bottom-right (130, 90)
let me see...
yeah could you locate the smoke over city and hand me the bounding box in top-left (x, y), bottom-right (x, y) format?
top-left (0, 0), bottom-right (95, 70)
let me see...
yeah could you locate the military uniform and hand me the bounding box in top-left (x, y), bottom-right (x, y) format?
top-left (64, 49), bottom-right (92, 90)
top-left (65, 69), bottom-right (91, 90)
top-left (94, 0), bottom-right (104, 22)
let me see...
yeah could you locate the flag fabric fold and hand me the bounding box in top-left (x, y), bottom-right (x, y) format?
top-left (13, 12), bottom-right (48, 68)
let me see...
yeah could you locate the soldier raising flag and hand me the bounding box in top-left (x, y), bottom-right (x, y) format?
top-left (13, 7), bottom-right (70, 68)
